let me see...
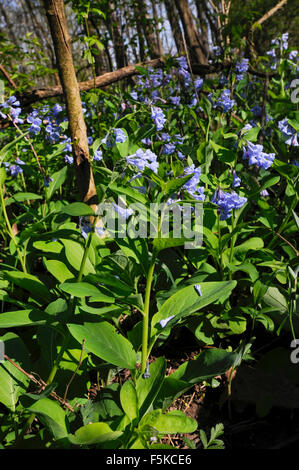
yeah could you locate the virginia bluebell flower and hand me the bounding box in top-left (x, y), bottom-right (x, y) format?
top-left (160, 315), bottom-right (175, 328)
top-left (235, 58), bottom-right (249, 80)
top-left (64, 155), bottom-right (73, 164)
top-left (151, 106), bottom-right (166, 131)
top-left (232, 170), bottom-right (241, 188)
top-left (214, 89), bottom-right (235, 112)
top-left (112, 203), bottom-right (134, 219)
top-left (113, 128), bottom-right (127, 143)
top-left (43, 176), bottom-right (53, 187)
top-left (289, 50), bottom-right (298, 61)
top-left (212, 189), bottom-right (247, 220)
top-left (194, 284), bottom-right (202, 296)
top-left (27, 110), bottom-right (42, 135)
top-left (182, 164), bottom-right (205, 201)
top-left (242, 142), bottom-right (275, 169)
top-left (126, 148), bottom-right (159, 173)
top-left (162, 143), bottom-right (176, 155)
top-left (143, 361), bottom-right (151, 379)
top-left (278, 118), bottom-right (298, 146)
top-left (93, 148), bottom-right (103, 161)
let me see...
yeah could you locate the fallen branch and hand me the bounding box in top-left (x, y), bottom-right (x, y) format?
top-left (255, 0), bottom-right (288, 26)
top-left (4, 354), bottom-right (75, 412)
top-left (18, 57), bottom-right (277, 107)
top-left (0, 64), bottom-right (17, 90)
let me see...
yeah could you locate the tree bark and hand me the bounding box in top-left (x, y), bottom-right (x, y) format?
top-left (174, 0), bottom-right (208, 64)
top-left (135, 0), bottom-right (160, 59)
top-left (164, 0), bottom-right (184, 55)
top-left (42, 0), bottom-right (98, 211)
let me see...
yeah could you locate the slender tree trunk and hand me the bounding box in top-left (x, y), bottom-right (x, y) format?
top-left (42, 0), bottom-right (98, 211)
top-left (164, 0), bottom-right (184, 55)
top-left (105, 2), bottom-right (128, 69)
top-left (135, 0), bottom-right (160, 59)
top-left (150, 0), bottom-right (163, 56)
top-left (194, 0), bottom-right (210, 58)
top-left (174, 0), bottom-right (208, 64)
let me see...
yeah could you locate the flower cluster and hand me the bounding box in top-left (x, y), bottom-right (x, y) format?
top-left (4, 157), bottom-right (25, 177)
top-left (212, 189), bottom-right (247, 220)
top-left (151, 106), bottom-right (166, 131)
top-left (126, 148), bottom-right (159, 174)
top-left (182, 164), bottom-right (205, 201)
top-left (235, 58), bottom-right (249, 81)
top-left (278, 118), bottom-right (298, 146)
top-left (210, 89), bottom-right (235, 112)
top-left (242, 142), bottom-right (275, 169)
top-left (0, 96), bottom-right (23, 124)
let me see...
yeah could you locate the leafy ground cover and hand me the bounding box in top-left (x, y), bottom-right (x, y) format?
top-left (0, 30), bottom-right (298, 450)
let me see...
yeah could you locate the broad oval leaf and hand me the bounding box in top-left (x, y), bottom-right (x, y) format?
top-left (68, 422), bottom-right (122, 446)
top-left (67, 321), bottom-right (137, 370)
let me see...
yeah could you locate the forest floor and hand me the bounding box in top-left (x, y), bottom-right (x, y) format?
top-left (148, 326), bottom-right (299, 450)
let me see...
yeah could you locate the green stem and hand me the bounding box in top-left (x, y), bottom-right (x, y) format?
top-left (0, 182), bottom-right (27, 273)
top-left (141, 252), bottom-right (157, 374)
top-left (218, 214), bottom-right (223, 279)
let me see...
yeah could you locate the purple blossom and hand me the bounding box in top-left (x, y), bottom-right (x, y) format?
top-left (112, 203), bottom-right (134, 219)
top-left (151, 106), bottom-right (166, 131)
top-left (242, 142), bottom-right (275, 169)
top-left (160, 315), bottom-right (175, 328)
top-left (64, 155), bottom-right (73, 164)
top-left (183, 164), bottom-right (205, 201)
top-left (212, 189), bottom-right (247, 220)
top-left (93, 148), bottom-right (103, 161)
top-left (278, 118), bottom-right (299, 146)
top-left (235, 58), bottom-right (249, 80)
top-left (215, 89), bottom-right (235, 112)
top-left (113, 128), bottom-right (127, 143)
top-left (126, 148), bottom-right (159, 174)
top-left (162, 143), bottom-right (176, 155)
top-left (194, 284), bottom-right (202, 296)
top-left (232, 171), bottom-right (241, 188)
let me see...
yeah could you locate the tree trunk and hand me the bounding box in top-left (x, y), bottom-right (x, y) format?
top-left (42, 0), bottom-right (98, 211)
top-left (194, 0), bottom-right (210, 58)
top-left (174, 0), bottom-right (208, 64)
top-left (135, 0), bottom-right (160, 59)
top-left (164, 0), bottom-right (184, 55)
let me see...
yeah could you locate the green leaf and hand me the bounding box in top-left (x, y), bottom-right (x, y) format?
top-left (136, 357), bottom-right (166, 419)
top-left (0, 309), bottom-right (54, 328)
top-left (151, 281), bottom-right (237, 339)
top-left (120, 380), bottom-right (138, 422)
top-left (5, 192), bottom-right (42, 207)
top-left (3, 270), bottom-right (52, 304)
top-left (60, 281), bottom-right (103, 298)
top-left (61, 239), bottom-right (96, 275)
top-left (0, 132), bottom-right (29, 163)
top-left (68, 422), bottom-right (122, 446)
top-left (0, 333), bottom-right (30, 411)
top-left (45, 165), bottom-right (68, 201)
top-left (139, 409), bottom-right (197, 435)
top-left (170, 348), bottom-right (238, 383)
top-left (33, 240), bottom-right (62, 254)
top-left (153, 236), bottom-right (187, 253)
top-left (263, 286), bottom-right (287, 313)
top-left (67, 321), bottom-right (136, 370)
top-left (23, 397), bottom-right (68, 440)
top-left (61, 202), bottom-right (95, 217)
top-left (44, 259), bottom-right (74, 283)
top-left (210, 141), bottom-right (236, 163)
